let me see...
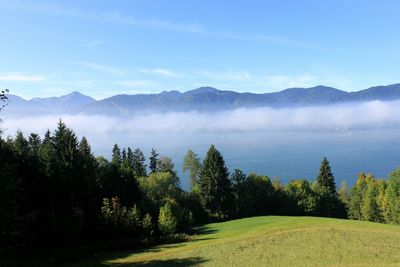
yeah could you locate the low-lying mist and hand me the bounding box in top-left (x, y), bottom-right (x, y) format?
top-left (2, 100), bottom-right (400, 137)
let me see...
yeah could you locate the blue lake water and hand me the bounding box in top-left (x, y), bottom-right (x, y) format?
top-left (90, 128), bottom-right (400, 190)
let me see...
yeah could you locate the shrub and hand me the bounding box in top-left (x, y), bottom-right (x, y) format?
top-left (158, 203), bottom-right (178, 236)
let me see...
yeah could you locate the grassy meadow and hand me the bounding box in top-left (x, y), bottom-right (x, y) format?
top-left (60, 216), bottom-right (400, 267)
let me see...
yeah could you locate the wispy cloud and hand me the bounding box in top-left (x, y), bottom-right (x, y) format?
top-left (0, 1), bottom-right (205, 34)
top-left (116, 80), bottom-right (156, 87)
top-left (196, 69), bottom-right (252, 82)
top-left (84, 39), bottom-right (107, 48)
top-left (0, 1), bottom-right (314, 49)
top-left (140, 68), bottom-right (181, 77)
top-left (105, 12), bottom-right (205, 34)
top-left (208, 32), bottom-right (316, 49)
top-left (77, 61), bottom-right (125, 75)
top-left (0, 73), bottom-right (46, 82)
top-left (263, 74), bottom-right (317, 89)
top-left (192, 68), bottom-right (354, 92)
top-left (261, 74), bottom-right (354, 91)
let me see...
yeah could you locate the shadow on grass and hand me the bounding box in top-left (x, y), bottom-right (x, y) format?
top-left (61, 241), bottom-right (206, 267)
top-left (191, 225), bottom-right (218, 236)
top-left (107, 256), bottom-right (207, 266)
top-left (7, 225), bottom-right (217, 267)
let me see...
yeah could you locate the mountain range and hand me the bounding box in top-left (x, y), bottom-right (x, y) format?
top-left (4, 83), bottom-right (400, 117)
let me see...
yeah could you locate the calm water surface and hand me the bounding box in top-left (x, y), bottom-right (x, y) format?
top-left (89, 128), bottom-right (400, 190)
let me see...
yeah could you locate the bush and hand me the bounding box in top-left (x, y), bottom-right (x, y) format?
top-left (158, 203), bottom-right (177, 236)
top-left (100, 197), bottom-right (142, 235)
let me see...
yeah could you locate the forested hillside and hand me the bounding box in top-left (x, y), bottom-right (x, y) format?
top-left (1, 120), bottom-right (400, 265)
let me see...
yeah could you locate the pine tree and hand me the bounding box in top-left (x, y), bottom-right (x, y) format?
top-left (53, 120), bottom-right (79, 170)
top-left (13, 131), bottom-right (29, 156)
top-left (149, 148), bottom-right (159, 173)
top-left (79, 137), bottom-right (92, 159)
top-left (132, 148), bottom-right (147, 177)
top-left (127, 147), bottom-right (134, 167)
top-left (199, 145), bottom-right (232, 219)
top-left (121, 148), bottom-right (127, 164)
top-left (39, 130), bottom-right (55, 176)
top-left (28, 133), bottom-right (41, 156)
top-left (52, 121), bottom-right (83, 237)
top-left (316, 157), bottom-right (336, 195)
top-left (315, 157), bottom-right (343, 217)
top-left (111, 144), bottom-right (121, 166)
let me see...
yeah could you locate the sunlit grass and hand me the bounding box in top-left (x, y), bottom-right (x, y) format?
top-left (64, 216), bottom-right (400, 266)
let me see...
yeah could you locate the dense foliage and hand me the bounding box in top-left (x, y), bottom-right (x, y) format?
top-left (0, 121), bottom-right (399, 259)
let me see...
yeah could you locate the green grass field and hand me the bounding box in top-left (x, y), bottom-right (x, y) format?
top-left (64, 216), bottom-right (400, 267)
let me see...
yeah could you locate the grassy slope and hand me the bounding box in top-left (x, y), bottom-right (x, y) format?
top-left (64, 216), bottom-right (400, 267)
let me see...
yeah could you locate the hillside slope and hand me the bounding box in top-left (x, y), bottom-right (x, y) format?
top-left (64, 216), bottom-right (400, 266)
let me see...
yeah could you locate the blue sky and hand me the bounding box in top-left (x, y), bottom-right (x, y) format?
top-left (1, 0), bottom-right (400, 99)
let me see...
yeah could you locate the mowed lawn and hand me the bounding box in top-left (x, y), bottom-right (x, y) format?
top-left (64, 216), bottom-right (400, 267)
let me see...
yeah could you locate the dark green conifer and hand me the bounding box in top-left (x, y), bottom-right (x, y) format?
top-left (316, 157), bottom-right (336, 195)
top-left (149, 148), bottom-right (159, 173)
top-left (111, 144), bottom-right (121, 166)
top-left (199, 145), bottom-right (232, 219)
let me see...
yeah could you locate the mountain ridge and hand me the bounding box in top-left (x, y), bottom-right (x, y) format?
top-left (4, 83), bottom-right (400, 116)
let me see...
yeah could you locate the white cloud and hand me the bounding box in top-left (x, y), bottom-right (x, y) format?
top-left (209, 31), bottom-right (316, 49)
top-left (196, 71), bottom-right (352, 92)
top-left (116, 80), bottom-right (156, 87)
top-left (260, 74), bottom-right (355, 92)
top-left (77, 61), bottom-right (125, 75)
top-left (140, 68), bottom-right (181, 77)
top-left (106, 12), bottom-right (205, 34)
top-left (263, 74), bottom-right (318, 89)
top-left (196, 69), bottom-right (252, 82)
top-left (0, 73), bottom-right (46, 82)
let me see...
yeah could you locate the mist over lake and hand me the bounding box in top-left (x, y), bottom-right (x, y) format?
top-left (3, 104), bottom-right (400, 189)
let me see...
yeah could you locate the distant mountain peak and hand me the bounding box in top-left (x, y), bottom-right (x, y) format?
top-left (184, 86), bottom-right (219, 96)
top-left (67, 91), bottom-right (84, 96)
top-left (308, 85), bottom-right (344, 91)
top-left (160, 90), bottom-right (181, 95)
top-left (62, 91), bottom-right (95, 99)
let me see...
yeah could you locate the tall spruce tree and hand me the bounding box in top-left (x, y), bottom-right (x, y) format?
top-left (149, 148), bottom-right (159, 173)
top-left (315, 157), bottom-right (345, 218)
top-left (132, 148), bottom-right (147, 177)
top-left (127, 147), bottom-right (134, 167)
top-left (121, 148), bottom-right (127, 164)
top-left (316, 157), bottom-right (336, 194)
top-left (199, 145), bottom-right (232, 219)
top-left (28, 133), bottom-right (41, 156)
top-left (111, 144), bottom-right (121, 166)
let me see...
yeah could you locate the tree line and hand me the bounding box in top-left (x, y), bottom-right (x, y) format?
top-left (1, 121), bottom-right (400, 257)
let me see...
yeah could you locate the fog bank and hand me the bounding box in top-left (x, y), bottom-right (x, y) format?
top-left (2, 100), bottom-right (400, 137)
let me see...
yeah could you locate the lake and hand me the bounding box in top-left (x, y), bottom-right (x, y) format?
top-left (86, 128), bottom-right (400, 190)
